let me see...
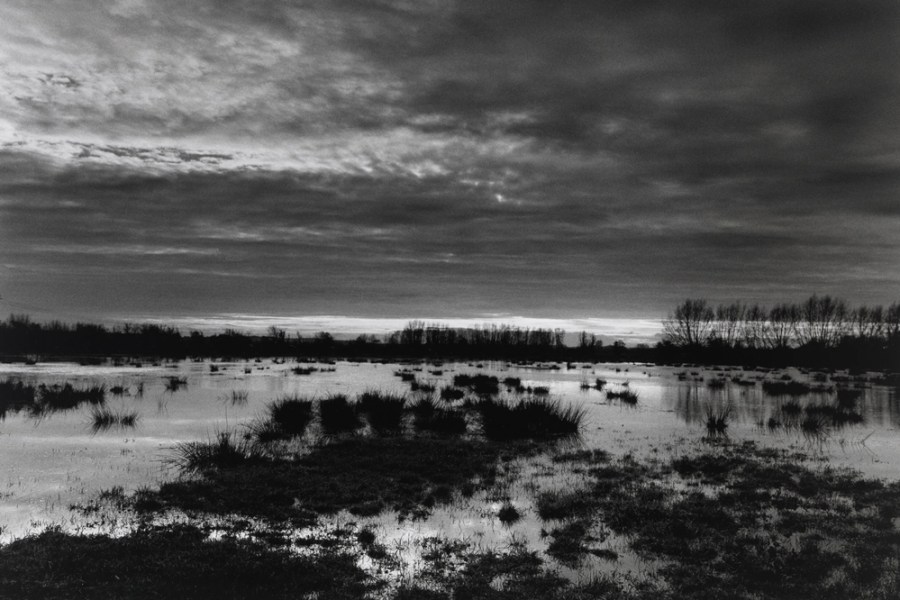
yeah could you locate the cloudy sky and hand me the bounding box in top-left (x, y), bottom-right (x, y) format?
top-left (1, 1), bottom-right (899, 341)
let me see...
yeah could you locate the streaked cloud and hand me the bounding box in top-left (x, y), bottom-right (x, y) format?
top-left (1, 1), bottom-right (898, 331)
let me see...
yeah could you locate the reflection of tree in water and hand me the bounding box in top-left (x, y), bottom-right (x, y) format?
top-left (862, 385), bottom-right (900, 428)
top-left (664, 376), bottom-right (900, 432)
top-left (666, 380), bottom-right (767, 426)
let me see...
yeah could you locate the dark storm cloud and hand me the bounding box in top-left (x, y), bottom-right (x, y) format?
top-left (1, 1), bottom-right (899, 326)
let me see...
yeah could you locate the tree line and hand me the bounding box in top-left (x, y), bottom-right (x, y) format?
top-left (660, 296), bottom-right (900, 370)
top-left (0, 314), bottom-right (625, 362)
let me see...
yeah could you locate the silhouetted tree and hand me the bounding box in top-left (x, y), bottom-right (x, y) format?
top-left (662, 299), bottom-right (714, 346)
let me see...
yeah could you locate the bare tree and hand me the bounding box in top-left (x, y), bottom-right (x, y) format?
top-left (851, 305), bottom-right (884, 340)
top-left (885, 302), bottom-right (900, 342)
top-left (763, 303), bottom-right (799, 349)
top-left (713, 302), bottom-right (746, 348)
top-left (796, 295), bottom-right (849, 346)
top-left (742, 304), bottom-right (767, 349)
top-left (662, 299), bottom-right (715, 346)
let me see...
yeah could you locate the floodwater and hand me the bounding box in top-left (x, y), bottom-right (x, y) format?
top-left (0, 359), bottom-right (897, 578)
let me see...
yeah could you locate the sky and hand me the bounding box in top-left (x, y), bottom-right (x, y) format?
top-left (1, 1), bottom-right (899, 342)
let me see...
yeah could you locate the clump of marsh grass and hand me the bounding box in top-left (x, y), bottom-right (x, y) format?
top-left (357, 391), bottom-right (406, 433)
top-left (0, 379), bottom-right (37, 419)
top-left (707, 378), bottom-right (727, 390)
top-left (502, 377), bottom-right (522, 389)
top-left (454, 374), bottom-right (500, 396)
top-left (172, 430), bottom-right (266, 472)
top-left (477, 397), bottom-right (585, 441)
top-left (732, 378), bottom-right (756, 387)
top-left (606, 388), bottom-right (638, 405)
top-left (836, 387), bottom-right (863, 408)
top-left (804, 402), bottom-right (864, 428)
top-left (221, 390), bottom-right (249, 406)
top-left (439, 386), bottom-right (466, 402)
top-left (535, 489), bottom-right (594, 521)
top-left (409, 379), bottom-right (436, 393)
top-left (319, 394), bottom-right (360, 434)
top-left (781, 400), bottom-right (803, 416)
top-left (704, 403), bottom-right (732, 438)
top-left (291, 366), bottom-right (317, 376)
top-left (89, 406), bottom-right (139, 434)
top-left (593, 378), bottom-right (607, 390)
top-left (762, 379), bottom-right (811, 397)
top-left (497, 501), bottom-right (521, 524)
top-left (412, 398), bottom-right (468, 435)
top-left (264, 395), bottom-right (314, 438)
top-left (164, 376), bottom-right (188, 392)
top-left (30, 383), bottom-right (106, 416)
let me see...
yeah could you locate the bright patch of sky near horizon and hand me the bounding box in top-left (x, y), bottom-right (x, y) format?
top-left (1, 1), bottom-right (899, 331)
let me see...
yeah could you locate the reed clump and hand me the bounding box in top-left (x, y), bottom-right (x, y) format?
top-left (477, 397), bottom-right (585, 441)
top-left (319, 395), bottom-right (360, 434)
top-left (89, 406), bottom-right (139, 433)
top-left (606, 389), bottom-right (638, 404)
top-left (357, 391), bottom-right (406, 433)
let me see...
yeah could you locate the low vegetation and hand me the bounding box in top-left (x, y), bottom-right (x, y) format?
top-left (477, 397), bottom-right (585, 440)
top-left (0, 524), bottom-right (371, 600)
top-left (89, 406), bottom-right (139, 433)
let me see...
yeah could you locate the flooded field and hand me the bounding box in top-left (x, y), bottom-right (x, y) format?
top-left (1, 358), bottom-right (898, 597)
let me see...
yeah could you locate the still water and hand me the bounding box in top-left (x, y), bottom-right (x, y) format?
top-left (0, 358), bottom-right (897, 574)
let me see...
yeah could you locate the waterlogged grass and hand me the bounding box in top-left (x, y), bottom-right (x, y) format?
top-left (704, 403), bottom-right (732, 438)
top-left (89, 406), bottom-right (139, 434)
top-left (0, 524), bottom-right (371, 600)
top-left (397, 539), bottom-right (647, 600)
top-left (164, 376), bottom-right (188, 392)
top-left (606, 388), bottom-right (638, 405)
top-left (172, 431), bottom-right (268, 473)
top-left (222, 389), bottom-right (249, 406)
top-left (11, 424), bottom-right (900, 599)
top-left (147, 437), bottom-right (527, 523)
top-left (267, 395), bottom-right (315, 438)
top-left (549, 441), bottom-right (900, 599)
top-left (319, 395), bottom-right (360, 434)
top-left (439, 386), bottom-right (466, 401)
top-left (412, 398), bottom-right (468, 435)
top-left (0, 378), bottom-right (36, 419)
top-left (357, 391), bottom-right (406, 433)
top-left (762, 379), bottom-right (811, 396)
top-left (478, 397), bottom-right (586, 441)
top-left (454, 373), bottom-right (500, 396)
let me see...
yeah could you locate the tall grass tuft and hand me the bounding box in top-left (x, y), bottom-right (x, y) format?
top-left (707, 378), bottom-right (726, 390)
top-left (439, 386), bottom-right (466, 402)
top-left (164, 376), bottom-right (188, 392)
top-left (704, 403), bottom-right (732, 438)
top-left (172, 431), bottom-right (266, 472)
top-left (606, 389), bottom-right (638, 405)
top-left (454, 374), bottom-right (500, 396)
top-left (412, 398), bottom-right (467, 435)
top-left (89, 406), bottom-right (139, 434)
top-left (836, 388), bottom-right (863, 409)
top-left (269, 395), bottom-right (315, 437)
top-left (762, 380), bottom-right (810, 397)
top-left (478, 397), bottom-right (585, 441)
top-left (0, 379), bottom-right (37, 419)
top-left (319, 395), bottom-right (360, 434)
top-left (222, 390), bottom-right (249, 406)
top-left (357, 391), bottom-right (406, 432)
top-left (31, 383), bottom-right (106, 416)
